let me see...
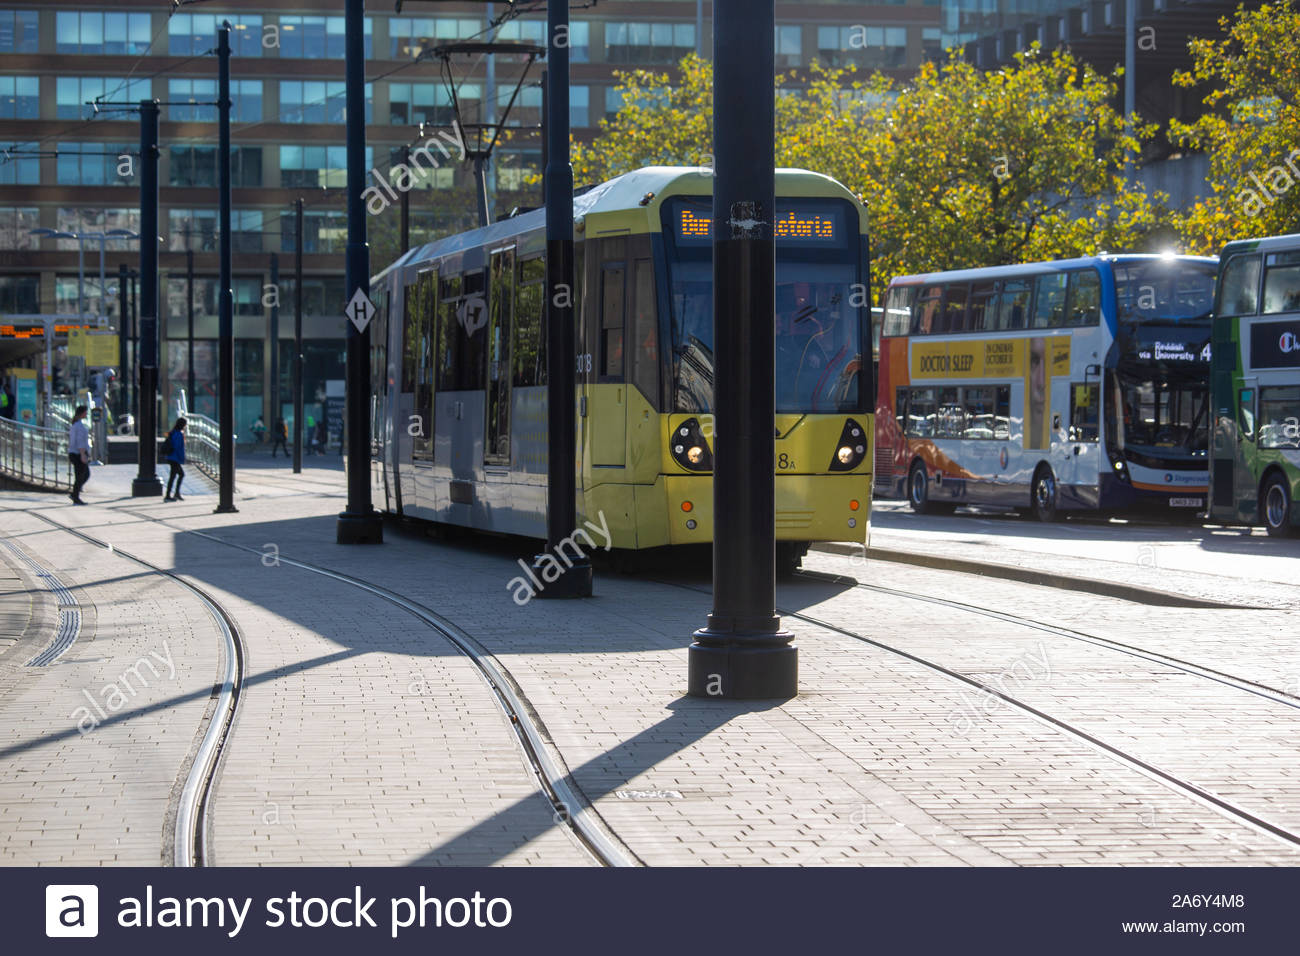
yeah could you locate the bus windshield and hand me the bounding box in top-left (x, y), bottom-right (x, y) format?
top-left (1108, 366), bottom-right (1210, 465)
top-left (666, 259), bottom-right (863, 413)
top-left (1114, 259), bottom-right (1216, 323)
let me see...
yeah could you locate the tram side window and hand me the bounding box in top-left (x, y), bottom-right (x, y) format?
top-left (904, 387), bottom-right (935, 437)
top-left (1261, 254), bottom-right (1300, 314)
top-left (1065, 270), bottom-right (1101, 326)
top-left (1217, 254), bottom-right (1260, 316)
top-left (1069, 382), bottom-right (1099, 441)
top-left (912, 285), bottom-right (942, 335)
top-left (1031, 273), bottom-right (1068, 328)
top-left (992, 278), bottom-right (1031, 330)
top-left (883, 286), bottom-right (914, 337)
top-left (630, 258), bottom-right (658, 405)
top-left (967, 281), bottom-right (997, 331)
top-left (1258, 385), bottom-right (1300, 449)
top-left (941, 284), bottom-right (968, 334)
top-left (401, 284), bottom-right (417, 392)
top-left (600, 263), bottom-right (625, 379)
top-left (436, 273), bottom-right (487, 392)
top-left (512, 256), bottom-right (546, 387)
top-left (413, 271), bottom-right (436, 453)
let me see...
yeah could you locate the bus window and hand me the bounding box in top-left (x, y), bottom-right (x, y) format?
top-left (1258, 385), bottom-right (1300, 449)
top-left (941, 284), bottom-right (968, 333)
top-left (967, 281), bottom-right (997, 331)
top-left (993, 278), bottom-right (1031, 330)
top-left (1032, 273), bottom-right (1068, 328)
top-left (1216, 254), bottom-right (1260, 316)
top-left (884, 286), bottom-right (914, 337)
top-left (1066, 270), bottom-right (1101, 326)
top-left (994, 385), bottom-right (1010, 438)
top-left (912, 285), bottom-right (942, 334)
top-left (906, 387), bottom-right (935, 436)
top-left (894, 386), bottom-right (908, 435)
top-left (937, 386), bottom-right (963, 436)
top-left (1070, 382), bottom-right (1099, 441)
top-left (1239, 388), bottom-right (1256, 442)
top-left (961, 385), bottom-right (996, 438)
top-left (1262, 255), bottom-right (1300, 314)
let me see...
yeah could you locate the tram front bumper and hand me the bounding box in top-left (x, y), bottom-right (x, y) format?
top-left (663, 473), bottom-right (871, 546)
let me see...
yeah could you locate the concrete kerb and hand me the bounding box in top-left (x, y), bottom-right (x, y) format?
top-left (813, 543), bottom-right (1246, 610)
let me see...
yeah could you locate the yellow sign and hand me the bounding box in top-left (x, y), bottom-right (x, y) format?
top-left (1050, 337), bottom-right (1071, 376)
top-left (68, 329), bottom-right (119, 367)
top-left (982, 339), bottom-right (1024, 377)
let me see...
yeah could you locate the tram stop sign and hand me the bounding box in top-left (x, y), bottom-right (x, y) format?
top-left (345, 288), bottom-right (376, 334)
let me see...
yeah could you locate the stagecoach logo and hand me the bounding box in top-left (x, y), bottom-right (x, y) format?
top-left (1165, 473), bottom-right (1173, 483)
top-left (998, 446), bottom-right (1009, 470)
top-left (1282, 331), bottom-right (1300, 354)
top-left (456, 293), bottom-right (488, 336)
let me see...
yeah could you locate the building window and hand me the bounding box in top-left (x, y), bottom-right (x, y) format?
top-left (169, 79), bottom-right (217, 122)
top-left (55, 209), bottom-right (142, 250)
top-left (0, 143), bottom-right (39, 185)
top-left (775, 26), bottom-right (801, 68)
top-left (56, 143), bottom-right (136, 186)
top-left (57, 77), bottom-right (151, 120)
top-left (231, 80), bottom-right (262, 123)
top-left (0, 275), bottom-right (39, 313)
top-left (496, 150), bottom-right (540, 192)
top-left (0, 11), bottom-right (38, 53)
top-left (55, 11), bottom-right (151, 55)
top-left (0, 76), bottom-right (38, 119)
top-left (280, 81), bottom-right (371, 123)
top-left (922, 28), bottom-right (942, 61)
top-left (500, 85), bottom-right (541, 127)
top-left (169, 145), bottom-right (217, 187)
top-left (279, 16), bottom-right (371, 59)
top-left (280, 145), bottom-right (371, 188)
top-left (169, 13), bottom-right (263, 57)
top-left (388, 17), bottom-right (478, 58)
top-left (281, 209), bottom-right (348, 254)
top-left (0, 207), bottom-right (38, 248)
top-left (231, 145), bottom-right (262, 187)
top-left (168, 209), bottom-right (217, 251)
top-left (385, 147), bottom-right (454, 190)
top-left (817, 25), bottom-right (907, 69)
top-left (606, 22), bottom-right (694, 65)
top-left (232, 210), bottom-right (263, 254)
top-left (570, 85), bottom-right (589, 128)
top-left (388, 82), bottom-right (467, 126)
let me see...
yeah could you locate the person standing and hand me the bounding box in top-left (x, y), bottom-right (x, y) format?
top-left (67, 404), bottom-right (91, 505)
top-left (0, 383), bottom-right (14, 419)
top-left (163, 417), bottom-right (187, 502)
top-left (271, 416), bottom-right (289, 457)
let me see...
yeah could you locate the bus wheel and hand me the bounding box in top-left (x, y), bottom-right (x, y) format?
top-left (908, 461), bottom-right (933, 514)
top-left (1261, 474), bottom-right (1296, 537)
top-left (1031, 467), bottom-right (1060, 522)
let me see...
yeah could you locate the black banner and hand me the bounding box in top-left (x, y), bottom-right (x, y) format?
top-left (1249, 318), bottom-right (1300, 369)
top-left (8, 867), bottom-right (1298, 954)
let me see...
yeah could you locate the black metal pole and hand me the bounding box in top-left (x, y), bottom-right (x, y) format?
top-left (687, 0), bottom-right (794, 698)
top-left (400, 144), bottom-right (411, 254)
top-left (215, 22), bottom-right (237, 513)
top-left (129, 268), bottom-right (137, 426)
top-left (269, 252), bottom-right (279, 428)
top-left (186, 245), bottom-right (195, 412)
top-left (118, 262), bottom-right (128, 420)
top-left (473, 155), bottom-right (491, 228)
top-left (534, 0), bottom-right (591, 598)
top-left (293, 198), bottom-right (303, 474)
top-left (131, 99), bottom-right (163, 497)
top-left (336, 0), bottom-right (382, 544)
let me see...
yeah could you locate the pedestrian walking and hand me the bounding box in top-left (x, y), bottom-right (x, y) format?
top-left (271, 416), bottom-right (289, 457)
top-left (311, 418), bottom-right (326, 455)
top-left (67, 404), bottom-right (91, 505)
top-left (163, 417), bottom-right (187, 501)
top-left (251, 414), bottom-right (267, 446)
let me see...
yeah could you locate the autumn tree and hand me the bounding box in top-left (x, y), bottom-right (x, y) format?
top-left (573, 48), bottom-right (1171, 292)
top-left (1172, 0), bottom-right (1300, 253)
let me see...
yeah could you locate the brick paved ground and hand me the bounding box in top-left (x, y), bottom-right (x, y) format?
top-left (2, 466), bottom-right (1298, 866)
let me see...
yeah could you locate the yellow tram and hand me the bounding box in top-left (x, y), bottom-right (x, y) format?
top-left (367, 166), bottom-right (872, 571)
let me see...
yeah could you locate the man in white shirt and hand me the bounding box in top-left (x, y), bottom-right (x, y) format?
top-left (67, 404), bottom-right (91, 505)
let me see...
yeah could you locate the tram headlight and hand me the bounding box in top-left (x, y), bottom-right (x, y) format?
top-left (828, 418), bottom-right (868, 472)
top-left (670, 418), bottom-right (713, 471)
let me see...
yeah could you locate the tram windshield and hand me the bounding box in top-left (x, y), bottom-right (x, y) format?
top-left (663, 198), bottom-right (864, 414)
top-left (1114, 259), bottom-right (1216, 323)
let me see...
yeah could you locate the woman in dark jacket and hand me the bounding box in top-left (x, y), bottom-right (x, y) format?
top-left (163, 418), bottom-right (187, 501)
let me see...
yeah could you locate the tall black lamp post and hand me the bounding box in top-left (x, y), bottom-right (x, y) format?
top-left (687, 0), bottom-right (795, 698)
top-left (131, 99), bottom-right (163, 497)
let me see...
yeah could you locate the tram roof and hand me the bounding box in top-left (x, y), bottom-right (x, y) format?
top-left (889, 253), bottom-right (1218, 287)
top-left (373, 165), bottom-right (853, 282)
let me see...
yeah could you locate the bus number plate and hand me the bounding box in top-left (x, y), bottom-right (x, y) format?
top-left (1169, 497), bottom-right (1204, 508)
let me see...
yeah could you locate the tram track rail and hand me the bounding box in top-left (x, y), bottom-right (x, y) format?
top-left (110, 505), bottom-right (638, 868)
top-left (656, 570), bottom-right (1300, 852)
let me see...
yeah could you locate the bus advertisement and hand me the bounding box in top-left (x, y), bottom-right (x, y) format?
top-left (1209, 236), bottom-right (1300, 537)
top-left (876, 254), bottom-right (1217, 520)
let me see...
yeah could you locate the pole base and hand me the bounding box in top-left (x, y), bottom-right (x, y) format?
top-left (687, 631), bottom-right (797, 700)
top-left (336, 510), bottom-right (384, 545)
top-left (214, 503), bottom-right (239, 514)
top-left (131, 477), bottom-right (163, 497)
top-left (531, 556), bottom-right (593, 598)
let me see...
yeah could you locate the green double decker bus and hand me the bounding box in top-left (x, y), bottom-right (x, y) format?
top-left (1209, 234), bottom-right (1300, 537)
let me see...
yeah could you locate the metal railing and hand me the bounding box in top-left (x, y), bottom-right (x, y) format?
top-left (0, 418), bottom-right (73, 491)
top-left (181, 412), bottom-right (223, 483)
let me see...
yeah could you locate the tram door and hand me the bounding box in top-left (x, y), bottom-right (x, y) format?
top-left (589, 239), bottom-right (628, 468)
top-left (486, 247), bottom-right (515, 465)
